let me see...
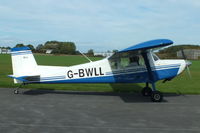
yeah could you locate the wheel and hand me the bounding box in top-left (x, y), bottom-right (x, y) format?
top-left (14, 90), bottom-right (19, 94)
top-left (151, 91), bottom-right (163, 102)
top-left (141, 87), bottom-right (152, 96)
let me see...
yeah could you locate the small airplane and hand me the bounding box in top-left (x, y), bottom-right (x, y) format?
top-left (9, 39), bottom-right (191, 102)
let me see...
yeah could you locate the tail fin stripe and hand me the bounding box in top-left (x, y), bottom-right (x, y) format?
top-left (11, 47), bottom-right (30, 52)
top-left (12, 51), bottom-right (32, 56)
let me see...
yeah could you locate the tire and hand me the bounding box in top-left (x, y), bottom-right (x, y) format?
top-left (141, 87), bottom-right (152, 96)
top-left (151, 91), bottom-right (163, 102)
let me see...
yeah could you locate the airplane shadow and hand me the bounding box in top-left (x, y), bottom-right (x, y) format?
top-left (23, 83), bottom-right (183, 103)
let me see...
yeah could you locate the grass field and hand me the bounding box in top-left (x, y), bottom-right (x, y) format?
top-left (0, 54), bottom-right (199, 94)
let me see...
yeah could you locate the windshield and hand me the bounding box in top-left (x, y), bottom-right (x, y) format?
top-left (152, 53), bottom-right (160, 61)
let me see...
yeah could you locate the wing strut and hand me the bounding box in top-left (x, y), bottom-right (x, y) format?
top-left (78, 51), bottom-right (93, 62)
top-left (141, 51), bottom-right (156, 90)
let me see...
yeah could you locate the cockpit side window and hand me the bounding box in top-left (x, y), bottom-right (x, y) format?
top-left (108, 51), bottom-right (145, 70)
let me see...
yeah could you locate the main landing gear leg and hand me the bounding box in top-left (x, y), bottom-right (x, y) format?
top-left (141, 51), bottom-right (163, 102)
top-left (141, 82), bottom-right (152, 96)
top-left (150, 82), bottom-right (163, 102)
top-left (14, 83), bottom-right (25, 94)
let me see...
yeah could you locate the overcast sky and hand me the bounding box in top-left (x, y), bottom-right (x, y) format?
top-left (0, 0), bottom-right (200, 52)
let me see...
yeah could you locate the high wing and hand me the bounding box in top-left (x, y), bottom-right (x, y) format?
top-left (118, 39), bottom-right (173, 53)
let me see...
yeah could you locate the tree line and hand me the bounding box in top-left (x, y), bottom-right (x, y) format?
top-left (2, 42), bottom-right (199, 58)
top-left (13, 41), bottom-right (77, 55)
top-left (157, 45), bottom-right (200, 59)
top-left (3, 41), bottom-right (118, 56)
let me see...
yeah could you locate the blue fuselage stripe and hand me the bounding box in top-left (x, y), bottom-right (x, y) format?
top-left (35, 67), bottom-right (179, 84)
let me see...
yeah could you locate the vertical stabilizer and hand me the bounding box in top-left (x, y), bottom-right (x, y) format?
top-left (11, 47), bottom-right (39, 83)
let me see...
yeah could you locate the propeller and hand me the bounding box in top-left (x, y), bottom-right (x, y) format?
top-left (181, 49), bottom-right (192, 78)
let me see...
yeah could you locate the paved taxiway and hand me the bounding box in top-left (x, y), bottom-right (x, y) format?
top-left (0, 88), bottom-right (200, 133)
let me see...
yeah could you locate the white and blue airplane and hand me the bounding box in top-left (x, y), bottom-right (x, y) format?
top-left (9, 39), bottom-right (191, 102)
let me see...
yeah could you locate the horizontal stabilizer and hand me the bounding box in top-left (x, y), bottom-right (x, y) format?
top-left (8, 75), bottom-right (40, 83)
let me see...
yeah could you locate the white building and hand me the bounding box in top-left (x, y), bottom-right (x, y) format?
top-left (46, 49), bottom-right (53, 54)
top-left (94, 52), bottom-right (113, 57)
top-left (0, 48), bottom-right (11, 54)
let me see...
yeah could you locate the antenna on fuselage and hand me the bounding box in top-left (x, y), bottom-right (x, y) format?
top-left (78, 51), bottom-right (93, 62)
